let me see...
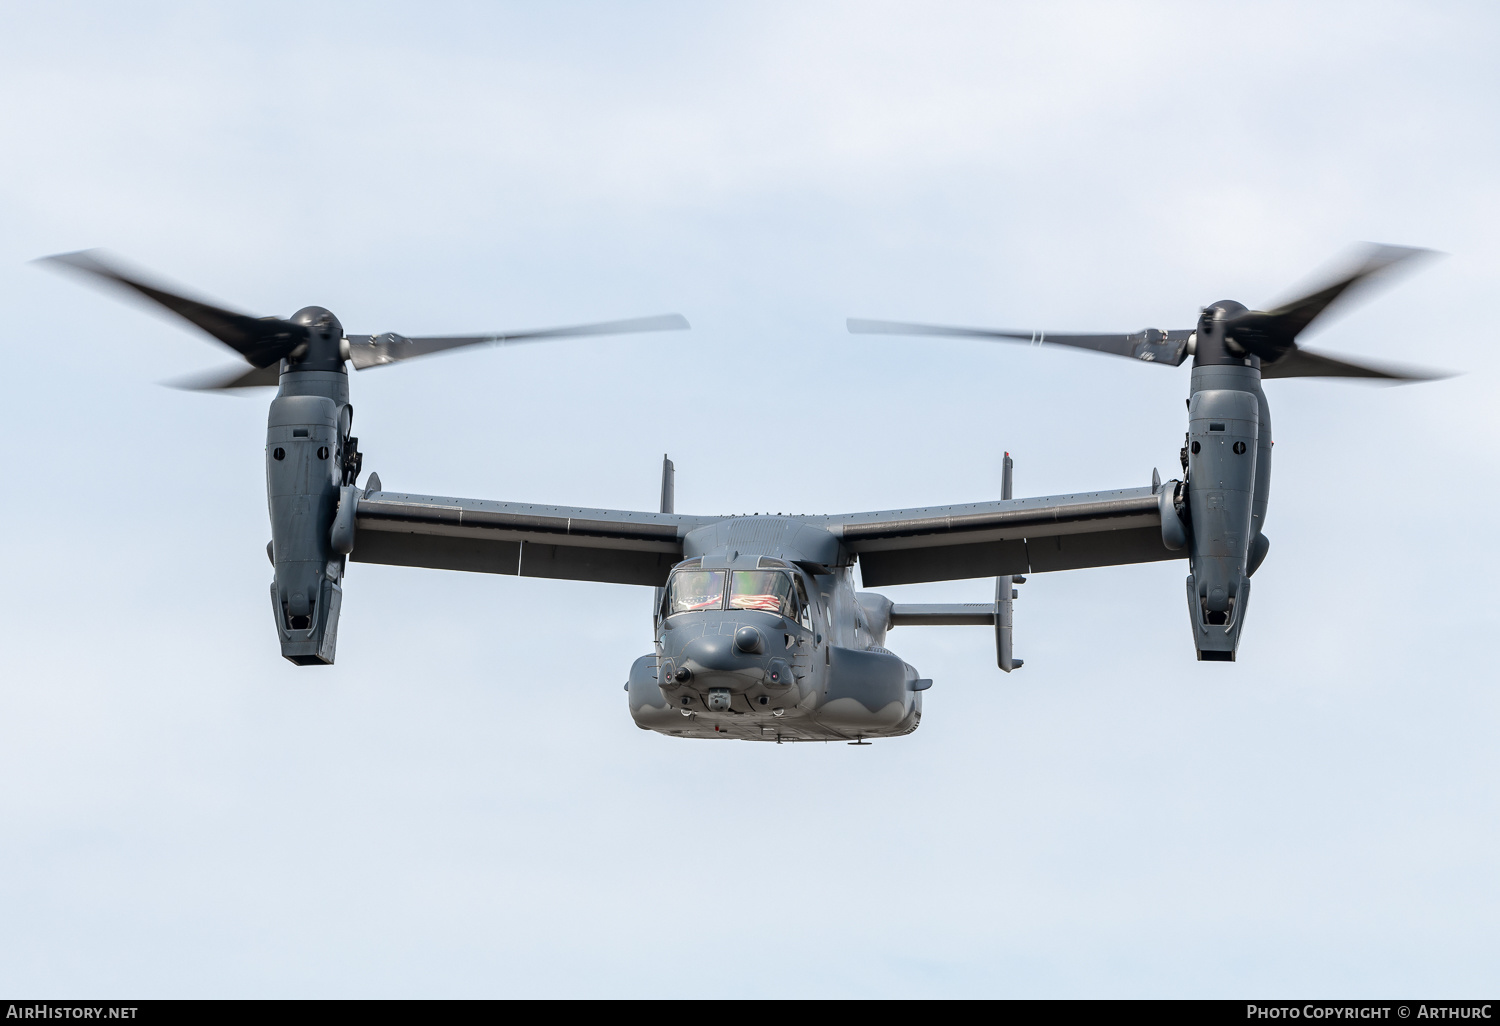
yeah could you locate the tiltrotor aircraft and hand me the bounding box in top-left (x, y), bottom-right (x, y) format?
top-left (43, 245), bottom-right (1441, 744)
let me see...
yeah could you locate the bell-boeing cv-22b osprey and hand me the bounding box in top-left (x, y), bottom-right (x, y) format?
top-left (43, 245), bottom-right (1444, 744)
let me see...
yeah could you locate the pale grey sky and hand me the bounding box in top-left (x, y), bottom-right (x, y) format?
top-left (0, 0), bottom-right (1496, 997)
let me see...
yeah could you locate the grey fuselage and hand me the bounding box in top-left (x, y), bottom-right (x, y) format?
top-left (627, 518), bottom-right (924, 743)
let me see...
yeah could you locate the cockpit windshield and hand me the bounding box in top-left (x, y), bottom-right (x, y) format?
top-left (666, 570), bottom-right (727, 615)
top-left (729, 570), bottom-right (795, 616)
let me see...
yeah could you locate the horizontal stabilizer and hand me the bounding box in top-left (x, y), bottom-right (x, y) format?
top-left (889, 603), bottom-right (995, 627)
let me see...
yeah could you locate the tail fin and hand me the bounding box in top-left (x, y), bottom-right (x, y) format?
top-left (653, 454), bottom-right (675, 626)
top-left (997, 452), bottom-right (1024, 671)
top-left (659, 454), bottom-right (675, 514)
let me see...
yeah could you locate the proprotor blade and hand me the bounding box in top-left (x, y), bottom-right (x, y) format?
top-left (1210, 243), bottom-right (1446, 378)
top-left (847, 318), bottom-right (1193, 366)
top-left (166, 363), bottom-right (283, 391)
top-left (345, 313), bottom-right (691, 370)
top-left (1221, 244), bottom-right (1438, 364)
top-left (1260, 346), bottom-right (1449, 382)
top-left (39, 250), bottom-right (307, 368)
top-left (1256, 244), bottom-right (1435, 340)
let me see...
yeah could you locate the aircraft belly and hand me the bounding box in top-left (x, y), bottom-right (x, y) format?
top-left (629, 680), bottom-right (919, 742)
top-left (628, 643), bottom-right (924, 742)
top-left (633, 706), bottom-right (918, 742)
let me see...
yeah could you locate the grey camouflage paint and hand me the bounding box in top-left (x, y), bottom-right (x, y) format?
top-left (630, 530), bottom-right (925, 743)
top-left (43, 244), bottom-right (1444, 739)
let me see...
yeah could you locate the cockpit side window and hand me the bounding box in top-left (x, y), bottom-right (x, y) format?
top-left (729, 570), bottom-right (796, 616)
top-left (666, 570), bottom-right (727, 615)
top-left (792, 575), bottom-right (814, 630)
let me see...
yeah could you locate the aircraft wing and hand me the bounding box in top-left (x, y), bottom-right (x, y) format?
top-left (820, 486), bottom-right (1182, 586)
top-left (351, 490), bottom-right (711, 587)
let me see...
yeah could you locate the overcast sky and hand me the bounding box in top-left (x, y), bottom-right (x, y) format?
top-left (1, 1), bottom-right (1496, 998)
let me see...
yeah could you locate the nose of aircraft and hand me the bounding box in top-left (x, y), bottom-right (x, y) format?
top-left (662, 616), bottom-right (789, 692)
top-left (680, 633), bottom-right (746, 672)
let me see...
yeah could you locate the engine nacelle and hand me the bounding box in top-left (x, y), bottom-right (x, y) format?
top-left (266, 381), bottom-right (347, 665)
top-left (1184, 387), bottom-right (1259, 661)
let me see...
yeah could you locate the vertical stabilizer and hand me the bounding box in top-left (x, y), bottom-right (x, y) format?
top-left (659, 454), bottom-right (675, 514)
top-left (997, 452), bottom-right (1023, 672)
top-left (654, 454), bottom-right (676, 626)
